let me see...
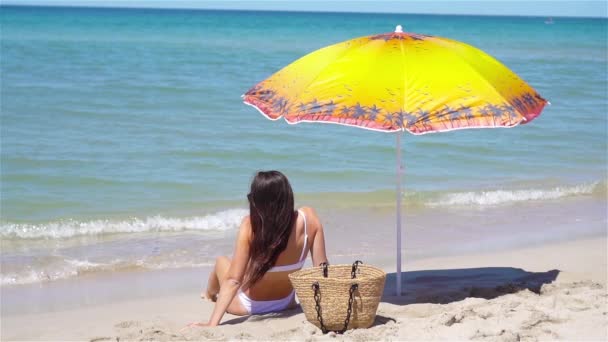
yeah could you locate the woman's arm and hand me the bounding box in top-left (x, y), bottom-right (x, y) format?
top-left (203, 217), bottom-right (251, 326)
top-left (304, 207), bottom-right (328, 267)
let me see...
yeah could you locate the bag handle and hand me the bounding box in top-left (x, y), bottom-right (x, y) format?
top-left (319, 262), bottom-right (329, 278)
top-left (311, 282), bottom-right (358, 334)
top-left (351, 260), bottom-right (363, 279)
top-left (319, 260), bottom-right (362, 279)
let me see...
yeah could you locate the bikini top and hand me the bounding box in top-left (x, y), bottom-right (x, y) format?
top-left (267, 209), bottom-right (308, 273)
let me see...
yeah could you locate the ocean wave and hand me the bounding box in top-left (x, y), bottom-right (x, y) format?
top-left (0, 209), bottom-right (248, 239)
top-left (427, 182), bottom-right (602, 207)
top-left (0, 258), bottom-right (214, 286)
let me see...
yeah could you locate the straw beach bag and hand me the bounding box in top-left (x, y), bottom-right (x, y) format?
top-left (289, 261), bottom-right (386, 334)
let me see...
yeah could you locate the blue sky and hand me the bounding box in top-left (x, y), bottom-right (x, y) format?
top-left (3, 1), bottom-right (607, 18)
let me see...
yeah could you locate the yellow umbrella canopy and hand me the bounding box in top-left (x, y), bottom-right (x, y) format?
top-left (243, 26), bottom-right (547, 295)
top-left (244, 26), bottom-right (547, 134)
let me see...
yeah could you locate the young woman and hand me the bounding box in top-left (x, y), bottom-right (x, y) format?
top-left (192, 171), bottom-right (328, 327)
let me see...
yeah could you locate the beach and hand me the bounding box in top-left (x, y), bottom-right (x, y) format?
top-left (2, 195), bottom-right (607, 341)
top-left (1, 5), bottom-right (607, 341)
top-left (2, 235), bottom-right (606, 341)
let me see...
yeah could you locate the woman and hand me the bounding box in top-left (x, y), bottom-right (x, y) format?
top-left (192, 171), bottom-right (328, 327)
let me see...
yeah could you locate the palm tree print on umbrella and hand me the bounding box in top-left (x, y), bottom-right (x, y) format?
top-left (271, 97), bottom-right (289, 116)
top-left (500, 104), bottom-right (518, 125)
top-left (448, 107), bottom-right (465, 129)
top-left (511, 97), bottom-right (526, 113)
top-left (411, 108), bottom-right (432, 133)
top-left (339, 105), bottom-right (352, 117)
top-left (307, 99), bottom-right (322, 115)
top-left (386, 110), bottom-right (405, 130)
top-left (322, 101), bottom-right (337, 115)
top-left (368, 104), bottom-right (381, 121)
top-left (522, 93), bottom-right (538, 110)
top-left (459, 106), bottom-right (475, 126)
top-left (352, 103), bottom-right (367, 124)
top-left (484, 103), bottom-right (504, 126)
top-left (297, 102), bottom-right (308, 114)
top-left (258, 89), bottom-right (276, 101)
top-left (476, 105), bottom-right (493, 126)
top-left (403, 111), bottom-right (418, 129)
top-left (436, 105), bottom-right (457, 130)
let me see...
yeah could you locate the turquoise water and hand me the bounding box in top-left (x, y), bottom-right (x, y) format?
top-left (0, 6), bottom-right (606, 285)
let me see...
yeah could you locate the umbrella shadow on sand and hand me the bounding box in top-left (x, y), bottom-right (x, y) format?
top-left (381, 267), bottom-right (560, 305)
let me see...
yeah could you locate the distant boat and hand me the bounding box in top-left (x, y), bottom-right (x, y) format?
top-left (545, 17), bottom-right (554, 24)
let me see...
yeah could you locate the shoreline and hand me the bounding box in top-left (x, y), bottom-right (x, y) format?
top-left (2, 194), bottom-right (605, 289)
top-left (2, 235), bottom-right (606, 341)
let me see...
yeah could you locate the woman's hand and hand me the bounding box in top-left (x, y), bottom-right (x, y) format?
top-left (181, 321), bottom-right (215, 331)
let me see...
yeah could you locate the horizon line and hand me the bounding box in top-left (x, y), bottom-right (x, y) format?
top-left (2, 4), bottom-right (607, 19)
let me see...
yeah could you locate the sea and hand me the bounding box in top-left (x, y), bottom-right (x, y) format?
top-left (1, 6), bottom-right (606, 289)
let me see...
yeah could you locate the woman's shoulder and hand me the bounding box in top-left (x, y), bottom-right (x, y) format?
top-left (239, 215), bottom-right (253, 238)
top-left (298, 206), bottom-right (321, 226)
top-left (298, 206), bottom-right (317, 216)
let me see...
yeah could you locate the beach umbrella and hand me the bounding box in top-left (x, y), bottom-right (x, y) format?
top-left (242, 25), bottom-right (547, 295)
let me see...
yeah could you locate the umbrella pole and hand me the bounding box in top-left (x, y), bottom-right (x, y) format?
top-left (396, 131), bottom-right (403, 296)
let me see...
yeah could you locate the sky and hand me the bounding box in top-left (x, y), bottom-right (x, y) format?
top-left (2, 0), bottom-right (607, 18)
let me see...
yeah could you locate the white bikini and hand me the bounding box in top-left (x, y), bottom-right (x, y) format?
top-left (238, 210), bottom-right (308, 314)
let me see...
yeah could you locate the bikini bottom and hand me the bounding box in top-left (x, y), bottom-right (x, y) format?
top-left (237, 289), bottom-right (295, 315)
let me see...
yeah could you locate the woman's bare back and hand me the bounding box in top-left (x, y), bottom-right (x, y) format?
top-left (244, 207), bottom-right (322, 300)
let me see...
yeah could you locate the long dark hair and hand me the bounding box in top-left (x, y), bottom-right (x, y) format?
top-left (243, 171), bottom-right (297, 289)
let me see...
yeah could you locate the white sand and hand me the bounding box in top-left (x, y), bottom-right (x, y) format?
top-left (2, 236), bottom-right (606, 341)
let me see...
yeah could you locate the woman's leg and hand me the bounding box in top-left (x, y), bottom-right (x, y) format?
top-left (203, 256), bottom-right (231, 301)
top-left (202, 256), bottom-right (249, 316)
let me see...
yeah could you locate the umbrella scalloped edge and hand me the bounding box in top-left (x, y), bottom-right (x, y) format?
top-left (243, 96), bottom-right (547, 136)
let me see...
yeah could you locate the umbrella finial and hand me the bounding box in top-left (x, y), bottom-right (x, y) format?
top-left (395, 25), bottom-right (403, 33)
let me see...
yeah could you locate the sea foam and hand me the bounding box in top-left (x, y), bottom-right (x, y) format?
top-left (0, 208), bottom-right (248, 239)
top-left (428, 182), bottom-right (601, 207)
top-left (0, 258), bottom-right (215, 286)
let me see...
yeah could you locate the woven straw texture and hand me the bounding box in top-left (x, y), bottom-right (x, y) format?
top-left (289, 264), bottom-right (386, 331)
